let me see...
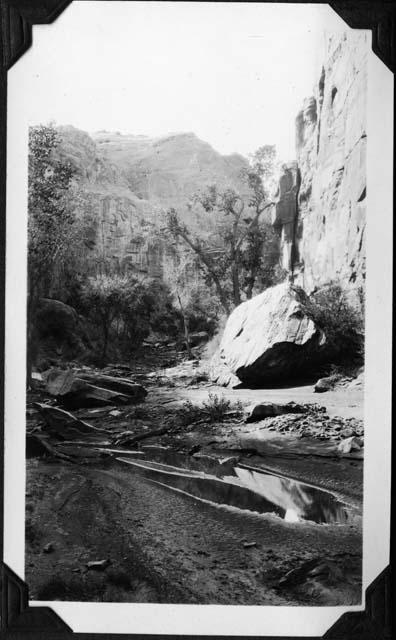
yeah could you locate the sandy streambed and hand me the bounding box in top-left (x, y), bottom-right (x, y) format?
top-left (25, 445), bottom-right (362, 605)
top-left (25, 376), bottom-right (363, 606)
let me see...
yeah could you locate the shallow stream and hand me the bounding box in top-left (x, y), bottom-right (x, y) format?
top-left (111, 445), bottom-right (352, 525)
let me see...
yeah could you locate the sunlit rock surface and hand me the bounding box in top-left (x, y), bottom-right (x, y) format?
top-left (210, 282), bottom-right (325, 386)
top-left (275, 32), bottom-right (367, 303)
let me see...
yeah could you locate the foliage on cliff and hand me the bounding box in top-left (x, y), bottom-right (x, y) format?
top-left (27, 124), bottom-right (85, 380)
top-left (306, 283), bottom-right (364, 365)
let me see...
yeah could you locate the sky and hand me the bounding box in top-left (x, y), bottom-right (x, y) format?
top-left (10, 1), bottom-right (350, 162)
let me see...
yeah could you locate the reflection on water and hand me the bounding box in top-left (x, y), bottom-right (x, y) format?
top-left (115, 448), bottom-right (350, 525)
top-left (233, 467), bottom-right (348, 524)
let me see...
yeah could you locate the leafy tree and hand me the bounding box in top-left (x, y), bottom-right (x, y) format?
top-left (27, 124), bottom-right (79, 382)
top-left (162, 252), bottom-right (220, 356)
top-left (80, 274), bottom-right (126, 364)
top-left (166, 145), bottom-right (278, 313)
top-left (80, 273), bottom-right (157, 364)
top-left (119, 276), bottom-right (157, 348)
top-left (306, 282), bottom-right (365, 365)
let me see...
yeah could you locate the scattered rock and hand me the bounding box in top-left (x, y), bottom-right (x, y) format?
top-left (348, 371), bottom-right (364, 388)
top-left (109, 409), bottom-right (123, 417)
top-left (210, 283), bottom-right (326, 386)
top-left (44, 369), bottom-right (133, 408)
top-left (157, 361), bottom-right (208, 385)
top-left (314, 373), bottom-right (354, 393)
top-left (86, 559), bottom-right (111, 570)
top-left (219, 456), bottom-right (240, 466)
top-left (188, 444), bottom-right (201, 456)
top-left (76, 372), bottom-right (147, 401)
top-left (277, 559), bottom-right (320, 588)
top-left (245, 406), bottom-right (363, 444)
top-left (45, 368), bottom-right (85, 396)
top-left (34, 403), bottom-right (105, 439)
top-left (62, 384), bottom-right (135, 409)
top-left (337, 436), bottom-right (363, 454)
top-left (44, 368), bottom-right (147, 409)
top-left (246, 402), bottom-right (309, 423)
top-left (314, 376), bottom-right (338, 393)
top-left (114, 426), bottom-right (170, 447)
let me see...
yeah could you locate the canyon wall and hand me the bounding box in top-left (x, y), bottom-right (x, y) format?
top-left (57, 126), bottom-right (248, 280)
top-left (57, 126), bottom-right (163, 279)
top-left (57, 30), bottom-right (367, 303)
top-left (274, 32), bottom-right (367, 302)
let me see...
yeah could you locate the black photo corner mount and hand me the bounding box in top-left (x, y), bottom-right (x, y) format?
top-left (0, 0), bottom-right (393, 638)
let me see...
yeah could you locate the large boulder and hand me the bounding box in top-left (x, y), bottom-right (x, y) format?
top-left (245, 402), bottom-right (310, 423)
top-left (35, 298), bottom-right (91, 363)
top-left (36, 299), bottom-right (79, 336)
top-left (210, 283), bottom-right (325, 386)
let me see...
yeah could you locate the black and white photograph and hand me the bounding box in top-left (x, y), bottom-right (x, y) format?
top-left (2, 0), bottom-right (393, 636)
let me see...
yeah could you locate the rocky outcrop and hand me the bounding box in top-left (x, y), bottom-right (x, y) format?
top-left (210, 282), bottom-right (326, 386)
top-left (94, 131), bottom-right (248, 215)
top-left (274, 32), bottom-right (367, 303)
top-left (35, 298), bottom-right (91, 363)
top-left (44, 368), bottom-right (147, 408)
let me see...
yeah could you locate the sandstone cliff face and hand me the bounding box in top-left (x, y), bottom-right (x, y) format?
top-left (93, 131), bottom-right (248, 215)
top-left (275, 32), bottom-right (367, 301)
top-left (57, 127), bottom-right (248, 279)
top-left (57, 126), bottom-right (161, 278)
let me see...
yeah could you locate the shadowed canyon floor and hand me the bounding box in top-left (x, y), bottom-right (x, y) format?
top-left (25, 350), bottom-right (363, 606)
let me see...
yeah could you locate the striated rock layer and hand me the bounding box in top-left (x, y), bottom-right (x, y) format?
top-left (274, 32), bottom-right (367, 303)
top-left (210, 282), bottom-right (325, 386)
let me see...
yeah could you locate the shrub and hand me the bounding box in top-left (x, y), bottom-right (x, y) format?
top-left (202, 393), bottom-right (232, 422)
top-left (178, 393), bottom-right (244, 426)
top-left (306, 282), bottom-right (364, 365)
top-left (178, 399), bottom-right (204, 426)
